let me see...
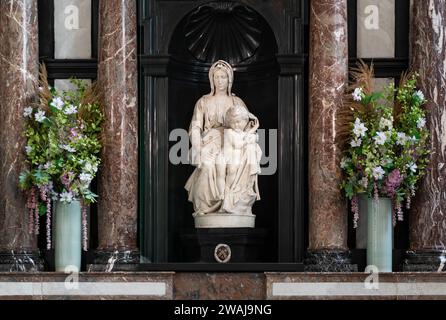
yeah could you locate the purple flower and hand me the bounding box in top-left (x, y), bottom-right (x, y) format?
top-left (61, 173), bottom-right (70, 188)
top-left (382, 169), bottom-right (403, 197)
top-left (410, 149), bottom-right (419, 161)
top-left (60, 171), bottom-right (75, 189)
top-left (70, 128), bottom-right (78, 137)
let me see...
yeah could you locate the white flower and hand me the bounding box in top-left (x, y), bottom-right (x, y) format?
top-left (340, 157), bottom-right (350, 169)
top-left (379, 117), bottom-right (393, 130)
top-left (25, 145), bottom-right (32, 154)
top-left (396, 132), bottom-right (408, 145)
top-left (84, 162), bottom-right (98, 173)
top-left (51, 191), bottom-right (59, 201)
top-left (374, 131), bottom-right (387, 145)
top-left (79, 172), bottom-right (93, 183)
top-left (417, 117), bottom-right (426, 129)
top-left (353, 118), bottom-right (368, 137)
top-left (414, 90), bottom-right (425, 102)
top-left (372, 166), bottom-right (385, 180)
top-left (44, 162), bottom-right (52, 170)
top-left (352, 88), bottom-right (364, 101)
top-left (23, 107), bottom-right (33, 118)
top-left (350, 138), bottom-right (362, 147)
top-left (407, 162), bottom-right (418, 173)
top-left (64, 104), bottom-right (77, 115)
top-left (34, 109), bottom-right (46, 123)
top-left (50, 97), bottom-right (64, 110)
top-left (410, 136), bottom-right (418, 143)
top-left (61, 144), bottom-right (76, 153)
top-left (360, 177), bottom-right (368, 188)
top-left (84, 162), bottom-right (93, 172)
top-left (60, 191), bottom-right (73, 203)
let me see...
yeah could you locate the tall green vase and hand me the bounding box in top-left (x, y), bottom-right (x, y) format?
top-left (55, 200), bottom-right (81, 272)
top-left (366, 197), bottom-right (393, 272)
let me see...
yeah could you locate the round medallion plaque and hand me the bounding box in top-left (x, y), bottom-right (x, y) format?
top-left (214, 243), bottom-right (231, 263)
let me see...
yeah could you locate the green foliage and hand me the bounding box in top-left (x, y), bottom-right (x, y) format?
top-left (20, 79), bottom-right (103, 208)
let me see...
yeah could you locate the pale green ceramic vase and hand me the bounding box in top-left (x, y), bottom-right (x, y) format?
top-left (55, 200), bottom-right (81, 272)
top-left (366, 197), bottom-right (393, 272)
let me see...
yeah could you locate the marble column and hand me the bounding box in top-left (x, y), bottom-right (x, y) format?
top-left (404, 1), bottom-right (446, 272)
top-left (91, 0), bottom-right (139, 271)
top-left (305, 0), bottom-right (356, 272)
top-left (0, 0), bottom-right (43, 271)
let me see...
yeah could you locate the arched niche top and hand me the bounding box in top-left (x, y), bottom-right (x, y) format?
top-left (168, 1), bottom-right (278, 82)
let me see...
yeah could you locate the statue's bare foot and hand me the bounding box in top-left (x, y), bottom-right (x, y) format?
top-left (192, 212), bottom-right (205, 217)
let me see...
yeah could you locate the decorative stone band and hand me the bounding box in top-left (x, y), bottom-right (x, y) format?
top-left (0, 251), bottom-right (44, 272)
top-left (403, 250), bottom-right (446, 272)
top-left (0, 281), bottom-right (167, 298)
top-left (268, 282), bottom-right (446, 299)
top-left (0, 273), bottom-right (173, 299)
top-left (266, 273), bottom-right (446, 300)
top-left (304, 250), bottom-right (358, 272)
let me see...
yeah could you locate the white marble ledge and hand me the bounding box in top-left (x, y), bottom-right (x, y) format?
top-left (0, 281), bottom-right (167, 297)
top-left (0, 272), bottom-right (174, 299)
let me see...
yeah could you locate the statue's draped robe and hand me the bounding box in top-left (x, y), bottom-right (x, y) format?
top-left (185, 94), bottom-right (260, 215)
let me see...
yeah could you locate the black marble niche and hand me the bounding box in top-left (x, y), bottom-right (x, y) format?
top-left (139, 0), bottom-right (308, 266)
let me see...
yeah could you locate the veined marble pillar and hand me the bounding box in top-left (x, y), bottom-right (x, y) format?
top-left (0, 0), bottom-right (43, 271)
top-left (405, 1), bottom-right (446, 272)
top-left (305, 0), bottom-right (356, 272)
top-left (92, 0), bottom-right (139, 271)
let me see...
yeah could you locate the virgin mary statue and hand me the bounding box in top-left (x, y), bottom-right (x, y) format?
top-left (185, 60), bottom-right (262, 228)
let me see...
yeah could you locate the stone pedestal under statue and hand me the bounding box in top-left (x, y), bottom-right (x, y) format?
top-left (196, 228), bottom-right (267, 263)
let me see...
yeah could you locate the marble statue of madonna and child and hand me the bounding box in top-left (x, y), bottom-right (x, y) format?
top-left (185, 60), bottom-right (262, 228)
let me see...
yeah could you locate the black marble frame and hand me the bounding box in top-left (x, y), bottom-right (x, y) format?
top-left (138, 0), bottom-right (308, 268)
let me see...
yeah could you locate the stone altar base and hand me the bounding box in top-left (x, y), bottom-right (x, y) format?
top-left (196, 228), bottom-right (267, 263)
top-left (2, 272), bottom-right (446, 299)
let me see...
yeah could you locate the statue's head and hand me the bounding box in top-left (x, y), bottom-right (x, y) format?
top-left (209, 60), bottom-right (233, 96)
top-left (225, 105), bottom-right (249, 131)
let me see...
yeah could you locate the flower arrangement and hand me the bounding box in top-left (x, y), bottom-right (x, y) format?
top-left (19, 65), bottom-right (103, 251)
top-left (339, 62), bottom-right (429, 228)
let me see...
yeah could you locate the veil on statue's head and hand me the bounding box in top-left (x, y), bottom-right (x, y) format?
top-left (209, 60), bottom-right (234, 96)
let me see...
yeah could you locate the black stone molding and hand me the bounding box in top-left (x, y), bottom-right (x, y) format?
top-left (403, 250), bottom-right (446, 272)
top-left (304, 250), bottom-right (358, 272)
top-left (87, 249), bottom-right (140, 272)
top-left (0, 251), bottom-right (44, 272)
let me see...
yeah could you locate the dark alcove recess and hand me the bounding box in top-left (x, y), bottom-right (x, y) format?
top-left (139, 0), bottom-right (307, 270)
top-left (167, 1), bottom-right (279, 262)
